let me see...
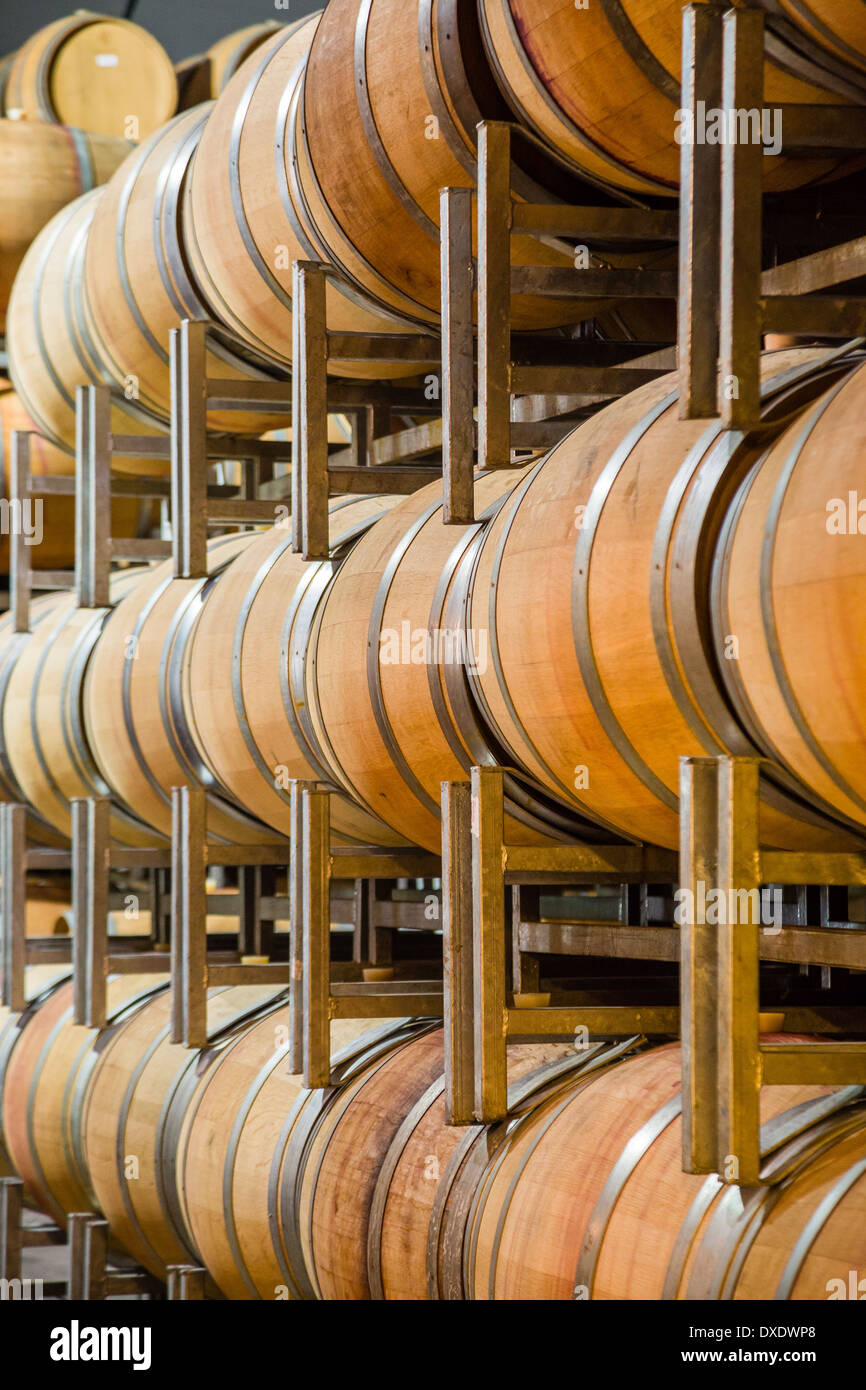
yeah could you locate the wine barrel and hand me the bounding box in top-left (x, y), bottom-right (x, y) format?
top-left (82, 532), bottom-right (286, 845)
top-left (184, 15), bottom-right (425, 375)
top-left (0, 116), bottom-right (129, 331)
top-left (1, 568), bottom-right (156, 845)
top-left (294, 0), bottom-right (581, 330)
top-left (185, 495), bottom-right (411, 847)
top-left (0, 381), bottom-right (147, 571)
top-left (4, 12), bottom-right (176, 140)
top-left (5, 191), bottom-right (165, 468)
top-left (715, 357), bottom-right (866, 831)
top-left (478, 0), bottom-right (866, 197)
top-left (82, 105), bottom-right (292, 434)
top-left (311, 467), bottom-right (594, 851)
top-left (461, 1042), bottom-right (866, 1299)
top-left (0, 974), bottom-right (168, 1221)
top-left (464, 347), bottom-right (866, 850)
top-left (178, 1010), bottom-right (415, 1299)
top-left (298, 1026), bottom-right (584, 1300)
top-left (0, 964), bottom-right (71, 1178)
top-left (82, 982), bottom-right (288, 1280)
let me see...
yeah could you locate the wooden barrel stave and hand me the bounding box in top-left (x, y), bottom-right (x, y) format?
top-left (206, 22), bottom-right (287, 95)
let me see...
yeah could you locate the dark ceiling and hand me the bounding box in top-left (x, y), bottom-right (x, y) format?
top-left (1, 0), bottom-right (321, 65)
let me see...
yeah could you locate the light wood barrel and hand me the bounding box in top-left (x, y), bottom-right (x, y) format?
top-left (0, 594), bottom-right (77, 851)
top-left (311, 469), bottom-right (597, 851)
top-left (462, 1042), bottom-right (866, 1300)
top-left (478, 0), bottom-right (866, 197)
top-left (82, 533), bottom-right (284, 845)
top-left (715, 358), bottom-right (866, 832)
top-left (82, 105), bottom-right (292, 434)
top-left (178, 1010), bottom-right (412, 1299)
top-left (0, 116), bottom-right (129, 331)
top-left (465, 347), bottom-right (866, 850)
top-left (0, 381), bottom-right (146, 571)
top-left (5, 191), bottom-right (164, 468)
top-left (1, 568), bottom-right (156, 845)
top-left (185, 496), bottom-right (410, 847)
top-left (184, 14), bottom-right (427, 376)
top-left (299, 1027), bottom-right (582, 1300)
top-left (4, 12), bottom-right (176, 140)
top-left (0, 964), bottom-right (71, 1178)
top-left (294, 0), bottom-right (581, 330)
top-left (0, 974), bottom-right (167, 1222)
top-left (82, 982), bottom-right (287, 1280)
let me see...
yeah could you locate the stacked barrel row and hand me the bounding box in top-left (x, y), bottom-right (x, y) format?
top-left (7, 1), bottom-right (866, 465)
top-left (2, 967), bottom-right (866, 1299)
top-left (1, 344), bottom-right (864, 856)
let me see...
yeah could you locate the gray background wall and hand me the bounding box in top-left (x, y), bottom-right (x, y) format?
top-left (1, 1), bottom-right (320, 63)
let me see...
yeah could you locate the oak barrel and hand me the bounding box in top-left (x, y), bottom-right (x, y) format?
top-left (0, 964), bottom-right (71, 1179)
top-left (82, 532), bottom-right (285, 845)
top-left (464, 347), bottom-right (866, 850)
top-left (1, 568), bottom-right (156, 845)
top-left (82, 106), bottom-right (292, 434)
top-left (178, 1010), bottom-right (409, 1298)
top-left (4, 12), bottom-right (176, 140)
top-left (0, 974), bottom-right (167, 1221)
top-left (300, 1027), bottom-right (594, 1300)
top-left (5, 191), bottom-right (165, 467)
top-left (82, 982), bottom-right (287, 1280)
top-left (462, 1043), bottom-right (866, 1300)
top-left (0, 116), bottom-right (129, 331)
top-left (478, 0), bottom-right (866, 196)
top-left (311, 467), bottom-right (593, 851)
top-left (714, 357), bottom-right (866, 832)
top-left (294, 0), bottom-right (582, 330)
top-left (183, 14), bottom-right (427, 375)
top-left (185, 495), bottom-right (410, 847)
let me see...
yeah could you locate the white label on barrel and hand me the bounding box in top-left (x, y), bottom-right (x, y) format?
top-left (95, 54), bottom-right (119, 66)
